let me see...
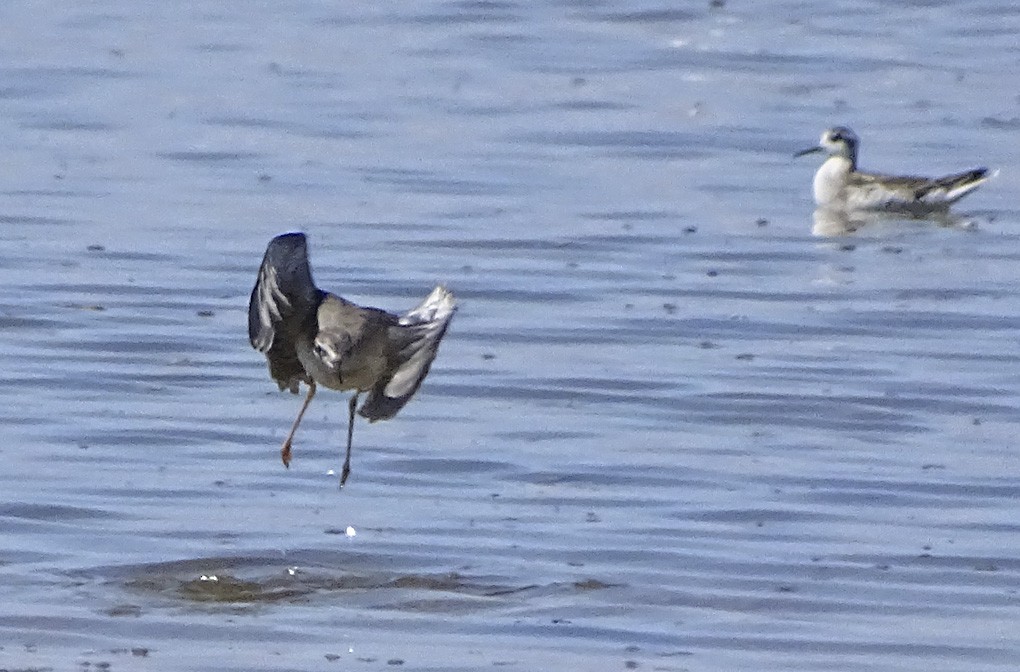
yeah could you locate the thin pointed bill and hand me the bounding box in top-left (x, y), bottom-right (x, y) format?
top-left (794, 146), bottom-right (823, 158)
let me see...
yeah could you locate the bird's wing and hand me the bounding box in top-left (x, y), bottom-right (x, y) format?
top-left (359, 286), bottom-right (456, 421)
top-left (851, 168), bottom-right (992, 210)
top-left (249, 232), bottom-right (318, 350)
top-left (915, 168), bottom-right (992, 204)
top-left (248, 232), bottom-right (319, 391)
top-left (249, 260), bottom-right (291, 353)
top-left (848, 171), bottom-right (929, 208)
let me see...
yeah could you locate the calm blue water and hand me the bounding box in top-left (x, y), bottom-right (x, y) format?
top-left (0, 1), bottom-right (1018, 670)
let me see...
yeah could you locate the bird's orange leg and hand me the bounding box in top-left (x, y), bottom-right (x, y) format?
top-left (281, 382), bottom-right (316, 468)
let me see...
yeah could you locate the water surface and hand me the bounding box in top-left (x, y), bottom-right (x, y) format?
top-left (0, 1), bottom-right (1018, 670)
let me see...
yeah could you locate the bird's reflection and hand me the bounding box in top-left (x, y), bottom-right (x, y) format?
top-left (811, 207), bottom-right (977, 237)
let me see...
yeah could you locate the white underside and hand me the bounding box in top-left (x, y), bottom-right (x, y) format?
top-left (812, 157), bottom-right (853, 208)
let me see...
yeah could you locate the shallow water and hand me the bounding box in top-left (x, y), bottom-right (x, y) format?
top-left (1, 1), bottom-right (1019, 670)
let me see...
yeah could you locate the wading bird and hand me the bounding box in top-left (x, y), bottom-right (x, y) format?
top-left (249, 232), bottom-right (456, 487)
top-left (795, 126), bottom-right (994, 214)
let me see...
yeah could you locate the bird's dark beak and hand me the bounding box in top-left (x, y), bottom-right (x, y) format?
top-left (794, 146), bottom-right (823, 158)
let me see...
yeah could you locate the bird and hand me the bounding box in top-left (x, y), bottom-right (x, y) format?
top-left (248, 232), bottom-right (456, 487)
top-left (795, 126), bottom-right (995, 214)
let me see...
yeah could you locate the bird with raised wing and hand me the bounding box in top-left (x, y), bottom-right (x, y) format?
top-left (795, 126), bottom-right (994, 214)
top-left (249, 232), bottom-right (456, 487)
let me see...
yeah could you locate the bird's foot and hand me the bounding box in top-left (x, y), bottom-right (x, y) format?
top-left (280, 442), bottom-right (292, 468)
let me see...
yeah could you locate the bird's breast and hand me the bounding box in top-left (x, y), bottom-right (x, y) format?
top-left (295, 334), bottom-right (389, 393)
top-left (812, 157), bottom-right (852, 207)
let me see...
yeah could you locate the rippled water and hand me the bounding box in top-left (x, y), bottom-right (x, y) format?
top-left (1, 1), bottom-right (1018, 670)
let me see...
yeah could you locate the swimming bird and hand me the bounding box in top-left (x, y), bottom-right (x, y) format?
top-left (248, 232), bottom-right (456, 487)
top-left (795, 126), bottom-right (994, 214)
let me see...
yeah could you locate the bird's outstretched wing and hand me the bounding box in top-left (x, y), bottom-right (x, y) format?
top-left (248, 232), bottom-right (321, 392)
top-left (359, 286), bottom-right (456, 421)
